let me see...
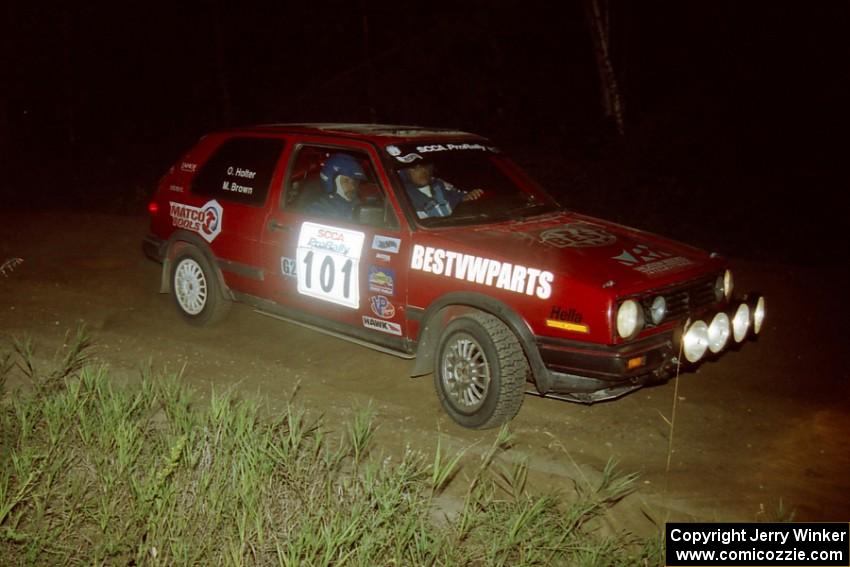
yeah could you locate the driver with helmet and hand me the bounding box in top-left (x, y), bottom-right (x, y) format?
top-left (306, 153), bottom-right (368, 220)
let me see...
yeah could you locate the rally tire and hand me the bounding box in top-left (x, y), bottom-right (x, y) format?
top-left (170, 248), bottom-right (231, 326)
top-left (434, 312), bottom-right (527, 429)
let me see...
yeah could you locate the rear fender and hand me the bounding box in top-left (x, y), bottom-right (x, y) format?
top-left (161, 231), bottom-right (232, 301)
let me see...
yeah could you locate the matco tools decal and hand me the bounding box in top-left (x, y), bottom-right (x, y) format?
top-left (169, 200), bottom-right (223, 243)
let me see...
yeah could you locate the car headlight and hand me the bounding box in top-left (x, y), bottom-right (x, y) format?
top-left (683, 320), bottom-right (709, 362)
top-left (616, 299), bottom-right (644, 339)
top-left (714, 269), bottom-right (734, 302)
top-left (649, 295), bottom-right (667, 325)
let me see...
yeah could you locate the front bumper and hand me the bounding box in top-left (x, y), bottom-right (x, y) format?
top-left (534, 294), bottom-right (765, 402)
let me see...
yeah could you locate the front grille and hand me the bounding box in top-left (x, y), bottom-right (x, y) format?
top-left (640, 275), bottom-right (718, 326)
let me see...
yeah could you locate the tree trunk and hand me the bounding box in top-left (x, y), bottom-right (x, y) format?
top-left (211, 0), bottom-right (233, 126)
top-left (583, 0), bottom-right (625, 136)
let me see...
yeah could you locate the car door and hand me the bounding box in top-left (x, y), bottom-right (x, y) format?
top-left (186, 135), bottom-right (288, 298)
top-left (257, 140), bottom-right (411, 351)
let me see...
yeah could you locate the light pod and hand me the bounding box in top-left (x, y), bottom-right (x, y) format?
top-left (707, 312), bottom-right (731, 353)
top-left (732, 303), bottom-right (750, 343)
top-left (683, 320), bottom-right (709, 363)
top-left (752, 296), bottom-right (766, 335)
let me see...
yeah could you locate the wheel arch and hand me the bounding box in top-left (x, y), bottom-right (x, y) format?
top-left (160, 231), bottom-right (232, 301)
top-left (410, 291), bottom-right (552, 394)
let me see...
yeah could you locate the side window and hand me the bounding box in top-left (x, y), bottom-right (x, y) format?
top-left (283, 145), bottom-right (398, 228)
top-left (192, 137), bottom-right (284, 206)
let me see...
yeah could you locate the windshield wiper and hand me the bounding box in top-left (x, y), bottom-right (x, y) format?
top-left (504, 202), bottom-right (559, 219)
top-left (422, 212), bottom-right (491, 227)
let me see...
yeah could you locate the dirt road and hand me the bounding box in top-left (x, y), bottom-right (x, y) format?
top-left (2, 211), bottom-right (848, 531)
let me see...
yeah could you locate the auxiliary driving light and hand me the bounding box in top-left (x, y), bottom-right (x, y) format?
top-left (732, 303), bottom-right (750, 343)
top-left (707, 312), bottom-right (731, 353)
top-left (752, 296), bottom-right (766, 335)
top-left (683, 320), bottom-right (709, 363)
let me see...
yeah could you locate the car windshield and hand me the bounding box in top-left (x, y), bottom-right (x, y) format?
top-left (385, 142), bottom-right (560, 227)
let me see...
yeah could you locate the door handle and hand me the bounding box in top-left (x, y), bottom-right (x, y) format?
top-left (268, 220), bottom-right (290, 232)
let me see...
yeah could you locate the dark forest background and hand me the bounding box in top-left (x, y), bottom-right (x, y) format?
top-left (1, 1), bottom-right (847, 264)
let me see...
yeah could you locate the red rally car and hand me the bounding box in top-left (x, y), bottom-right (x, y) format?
top-left (143, 124), bottom-right (766, 429)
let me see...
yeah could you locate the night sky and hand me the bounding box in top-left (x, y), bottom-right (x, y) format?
top-left (2, 1), bottom-right (847, 264)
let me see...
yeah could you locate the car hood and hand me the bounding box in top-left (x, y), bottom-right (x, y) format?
top-left (431, 211), bottom-right (720, 292)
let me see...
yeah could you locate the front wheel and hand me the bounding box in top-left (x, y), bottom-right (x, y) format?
top-left (170, 247), bottom-right (230, 326)
top-left (434, 312), bottom-right (528, 429)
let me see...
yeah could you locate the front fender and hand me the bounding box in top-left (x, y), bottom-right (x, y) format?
top-left (410, 291), bottom-right (552, 394)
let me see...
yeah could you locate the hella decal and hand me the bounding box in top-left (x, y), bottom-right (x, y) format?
top-left (546, 306), bottom-right (589, 334)
top-left (539, 223), bottom-right (617, 248)
top-left (372, 235), bottom-right (401, 254)
top-left (169, 200), bottom-right (223, 243)
top-left (362, 316), bottom-right (402, 336)
top-left (410, 245), bottom-right (553, 300)
top-left (370, 295), bottom-right (396, 319)
top-left (368, 266), bottom-right (395, 295)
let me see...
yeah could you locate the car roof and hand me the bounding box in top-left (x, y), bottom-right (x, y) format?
top-left (217, 123), bottom-right (486, 144)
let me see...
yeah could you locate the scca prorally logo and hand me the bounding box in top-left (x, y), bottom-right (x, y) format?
top-left (169, 200), bottom-right (223, 243)
top-left (539, 223), bottom-right (617, 248)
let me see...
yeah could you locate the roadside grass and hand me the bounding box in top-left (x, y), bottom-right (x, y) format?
top-left (0, 329), bottom-right (661, 566)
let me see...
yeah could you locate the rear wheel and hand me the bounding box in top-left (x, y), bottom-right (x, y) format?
top-left (434, 312), bottom-right (527, 429)
top-left (171, 247), bottom-right (230, 326)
